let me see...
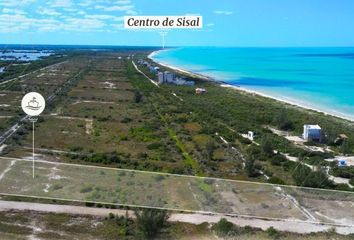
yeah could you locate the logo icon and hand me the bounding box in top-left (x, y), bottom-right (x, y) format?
top-left (21, 92), bottom-right (45, 116)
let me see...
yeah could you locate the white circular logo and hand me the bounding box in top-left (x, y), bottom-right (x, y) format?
top-left (21, 92), bottom-right (46, 116)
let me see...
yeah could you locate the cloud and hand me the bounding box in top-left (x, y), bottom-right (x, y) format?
top-left (95, 4), bottom-right (134, 12)
top-left (111, 23), bottom-right (124, 30)
top-left (0, 0), bottom-right (35, 7)
top-left (84, 14), bottom-right (124, 21)
top-left (213, 10), bottom-right (233, 15)
top-left (50, 0), bottom-right (73, 8)
top-left (125, 9), bottom-right (137, 15)
top-left (2, 8), bottom-right (26, 15)
top-left (0, 13), bottom-right (115, 33)
top-left (114, 0), bottom-right (132, 4)
top-left (77, 0), bottom-right (94, 7)
top-left (0, 0), bottom-right (136, 33)
top-left (0, 14), bottom-right (63, 33)
top-left (63, 17), bottom-right (105, 31)
top-left (0, 14), bottom-right (32, 32)
top-left (37, 7), bottom-right (62, 16)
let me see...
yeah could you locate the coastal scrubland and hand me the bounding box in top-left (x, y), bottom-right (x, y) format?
top-left (2, 50), bottom-right (354, 189)
top-left (0, 209), bottom-right (353, 240)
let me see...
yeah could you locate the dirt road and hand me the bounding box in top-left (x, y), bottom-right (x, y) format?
top-left (0, 200), bottom-right (353, 235)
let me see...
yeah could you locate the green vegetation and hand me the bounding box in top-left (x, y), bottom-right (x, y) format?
top-left (266, 226), bottom-right (281, 239)
top-left (292, 165), bottom-right (334, 188)
top-left (0, 52), bottom-right (70, 83)
top-left (1, 210), bottom-right (353, 240)
top-left (2, 49), bottom-right (354, 197)
top-left (212, 218), bottom-right (240, 237)
top-left (134, 208), bottom-right (170, 239)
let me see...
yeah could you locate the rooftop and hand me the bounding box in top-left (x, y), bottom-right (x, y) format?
top-left (304, 124), bottom-right (321, 130)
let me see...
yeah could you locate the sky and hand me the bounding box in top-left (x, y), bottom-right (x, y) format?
top-left (0, 0), bottom-right (354, 47)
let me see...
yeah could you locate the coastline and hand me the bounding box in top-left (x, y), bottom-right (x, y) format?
top-left (148, 50), bottom-right (354, 123)
top-left (148, 50), bottom-right (214, 81)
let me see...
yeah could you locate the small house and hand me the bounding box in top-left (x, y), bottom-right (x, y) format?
top-left (248, 131), bottom-right (255, 141)
top-left (303, 124), bottom-right (321, 142)
top-left (195, 88), bottom-right (207, 94)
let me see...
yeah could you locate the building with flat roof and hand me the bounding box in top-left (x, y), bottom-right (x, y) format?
top-left (157, 72), bottom-right (164, 84)
top-left (164, 71), bottom-right (175, 83)
top-left (303, 124), bottom-right (321, 141)
top-left (248, 131), bottom-right (255, 141)
top-left (195, 88), bottom-right (207, 94)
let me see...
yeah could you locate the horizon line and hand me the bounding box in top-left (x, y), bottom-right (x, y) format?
top-left (1, 43), bottom-right (354, 48)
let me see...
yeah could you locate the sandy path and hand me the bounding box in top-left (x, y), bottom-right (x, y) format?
top-left (0, 200), bottom-right (354, 235)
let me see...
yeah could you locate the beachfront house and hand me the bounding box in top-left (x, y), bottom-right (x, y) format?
top-left (174, 77), bottom-right (195, 86)
top-left (195, 88), bottom-right (207, 94)
top-left (303, 124), bottom-right (322, 141)
top-left (157, 71), bottom-right (194, 86)
top-left (248, 131), bottom-right (255, 141)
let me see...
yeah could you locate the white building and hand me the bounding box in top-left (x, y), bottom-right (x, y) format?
top-left (148, 65), bottom-right (157, 73)
top-left (195, 88), bottom-right (207, 94)
top-left (157, 72), bottom-right (164, 84)
top-left (303, 124), bottom-right (321, 141)
top-left (175, 77), bottom-right (195, 86)
top-left (248, 131), bottom-right (255, 141)
top-left (164, 71), bottom-right (175, 83)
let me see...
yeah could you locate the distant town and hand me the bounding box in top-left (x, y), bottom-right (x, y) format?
top-left (137, 59), bottom-right (195, 86)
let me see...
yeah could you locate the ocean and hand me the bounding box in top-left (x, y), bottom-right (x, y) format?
top-left (151, 47), bottom-right (354, 121)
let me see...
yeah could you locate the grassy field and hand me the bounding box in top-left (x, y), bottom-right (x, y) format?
top-left (2, 53), bottom-right (208, 174)
top-left (0, 157), bottom-right (353, 224)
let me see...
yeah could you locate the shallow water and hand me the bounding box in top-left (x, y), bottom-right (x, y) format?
top-left (152, 47), bottom-right (354, 120)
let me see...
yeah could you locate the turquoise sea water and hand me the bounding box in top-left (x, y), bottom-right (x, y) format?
top-left (151, 47), bottom-right (354, 120)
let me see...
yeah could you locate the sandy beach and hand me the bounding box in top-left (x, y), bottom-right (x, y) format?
top-left (148, 51), bottom-right (354, 123)
top-left (148, 50), bottom-right (213, 81)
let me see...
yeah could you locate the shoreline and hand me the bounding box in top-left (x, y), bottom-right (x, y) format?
top-left (148, 50), bottom-right (354, 123)
top-left (148, 50), bottom-right (214, 81)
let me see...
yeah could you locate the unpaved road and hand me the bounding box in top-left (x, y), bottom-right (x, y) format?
top-left (0, 200), bottom-right (353, 235)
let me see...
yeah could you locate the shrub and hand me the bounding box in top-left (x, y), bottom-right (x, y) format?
top-left (266, 227), bottom-right (280, 239)
top-left (147, 142), bottom-right (163, 150)
top-left (121, 117), bottom-right (132, 123)
top-left (212, 218), bottom-right (236, 237)
top-left (133, 90), bottom-right (142, 103)
top-left (268, 176), bottom-right (285, 185)
top-left (245, 158), bottom-right (258, 177)
top-left (274, 111), bottom-right (294, 131)
top-left (292, 165), bottom-right (334, 188)
top-left (270, 154), bottom-right (286, 166)
top-left (261, 137), bottom-right (274, 156)
top-left (134, 208), bottom-right (169, 239)
top-left (80, 185), bottom-right (93, 193)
